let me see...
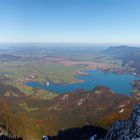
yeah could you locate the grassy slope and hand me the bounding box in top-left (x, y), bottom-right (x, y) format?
top-left (15, 84), bottom-right (58, 100)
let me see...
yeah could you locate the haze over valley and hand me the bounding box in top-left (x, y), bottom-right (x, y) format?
top-left (0, 44), bottom-right (140, 140)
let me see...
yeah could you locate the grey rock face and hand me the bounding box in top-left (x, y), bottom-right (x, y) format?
top-left (104, 105), bottom-right (140, 140)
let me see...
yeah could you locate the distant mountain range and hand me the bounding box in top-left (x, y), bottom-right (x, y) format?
top-left (103, 45), bottom-right (140, 58)
top-left (103, 46), bottom-right (140, 73)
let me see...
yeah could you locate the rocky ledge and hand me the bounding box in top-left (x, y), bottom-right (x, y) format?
top-left (104, 105), bottom-right (140, 140)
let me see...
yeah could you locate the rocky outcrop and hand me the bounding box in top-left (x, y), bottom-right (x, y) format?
top-left (104, 105), bottom-right (140, 140)
top-left (0, 125), bottom-right (23, 140)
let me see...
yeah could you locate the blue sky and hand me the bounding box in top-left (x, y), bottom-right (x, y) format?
top-left (0, 0), bottom-right (140, 44)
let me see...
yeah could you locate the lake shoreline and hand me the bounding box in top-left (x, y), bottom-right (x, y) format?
top-left (26, 69), bottom-right (139, 96)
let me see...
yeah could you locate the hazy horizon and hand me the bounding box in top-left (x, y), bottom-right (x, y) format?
top-left (0, 42), bottom-right (140, 47)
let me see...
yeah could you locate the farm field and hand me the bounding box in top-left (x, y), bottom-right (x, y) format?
top-left (0, 46), bottom-right (121, 96)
